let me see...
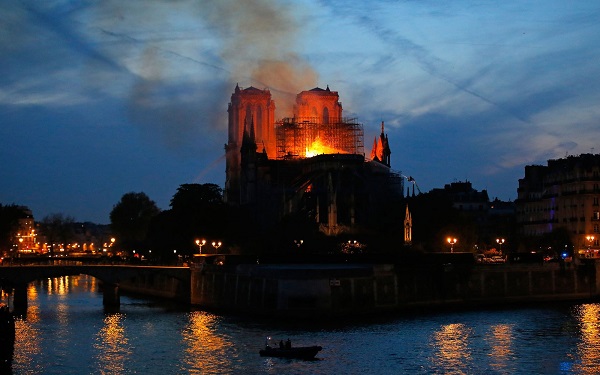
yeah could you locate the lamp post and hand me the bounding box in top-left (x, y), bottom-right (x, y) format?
top-left (195, 239), bottom-right (206, 254)
top-left (586, 235), bottom-right (595, 257)
top-left (496, 238), bottom-right (505, 254)
top-left (212, 241), bottom-right (222, 253)
top-left (447, 237), bottom-right (457, 253)
top-left (294, 239), bottom-right (304, 248)
top-left (108, 237), bottom-right (115, 256)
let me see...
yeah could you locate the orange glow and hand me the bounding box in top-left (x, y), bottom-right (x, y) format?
top-left (486, 324), bottom-right (514, 372)
top-left (94, 313), bottom-right (131, 373)
top-left (573, 304), bottom-right (600, 372)
top-left (181, 311), bottom-right (233, 372)
top-left (432, 323), bottom-right (472, 371)
top-left (305, 137), bottom-right (346, 158)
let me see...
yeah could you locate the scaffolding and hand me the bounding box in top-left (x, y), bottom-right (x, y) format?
top-left (275, 117), bottom-right (364, 159)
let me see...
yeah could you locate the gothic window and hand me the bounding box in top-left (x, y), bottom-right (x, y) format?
top-left (311, 106), bottom-right (318, 119)
top-left (257, 106), bottom-right (263, 137)
top-left (245, 104), bottom-right (253, 128)
top-left (323, 107), bottom-right (329, 124)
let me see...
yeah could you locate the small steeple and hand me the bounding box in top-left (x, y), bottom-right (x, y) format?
top-left (249, 118), bottom-right (256, 141)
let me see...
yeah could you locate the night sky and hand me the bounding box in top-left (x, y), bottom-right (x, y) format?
top-left (2, 0), bottom-right (600, 224)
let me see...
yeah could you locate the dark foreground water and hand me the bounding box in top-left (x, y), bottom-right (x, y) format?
top-left (3, 275), bottom-right (600, 374)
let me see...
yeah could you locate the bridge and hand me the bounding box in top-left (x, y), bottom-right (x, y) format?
top-left (0, 264), bottom-right (190, 314)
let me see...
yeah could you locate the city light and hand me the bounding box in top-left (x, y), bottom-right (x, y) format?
top-left (496, 238), bottom-right (505, 254)
top-left (447, 237), bottom-right (457, 253)
top-left (195, 239), bottom-right (206, 254)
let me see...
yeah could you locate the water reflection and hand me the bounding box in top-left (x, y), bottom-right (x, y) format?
top-left (486, 324), bottom-right (514, 372)
top-left (94, 313), bottom-right (132, 374)
top-left (13, 317), bottom-right (42, 373)
top-left (430, 323), bottom-right (472, 372)
top-left (181, 311), bottom-right (233, 374)
top-left (572, 304), bottom-right (600, 374)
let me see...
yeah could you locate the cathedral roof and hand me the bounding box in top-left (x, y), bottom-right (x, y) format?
top-left (308, 85), bottom-right (332, 92)
top-left (243, 86), bottom-right (268, 93)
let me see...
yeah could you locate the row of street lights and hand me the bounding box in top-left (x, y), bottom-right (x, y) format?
top-left (195, 239), bottom-right (222, 254)
top-left (446, 237), bottom-right (506, 253)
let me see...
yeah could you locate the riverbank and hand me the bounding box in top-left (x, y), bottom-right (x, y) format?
top-left (186, 253), bottom-right (599, 318)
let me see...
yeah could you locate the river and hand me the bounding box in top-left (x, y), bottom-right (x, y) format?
top-left (3, 274), bottom-right (600, 374)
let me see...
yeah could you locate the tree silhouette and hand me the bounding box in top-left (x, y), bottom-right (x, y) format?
top-left (40, 213), bottom-right (75, 255)
top-left (110, 192), bottom-right (160, 252)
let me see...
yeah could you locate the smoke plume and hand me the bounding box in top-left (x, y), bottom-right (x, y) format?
top-left (199, 0), bottom-right (319, 117)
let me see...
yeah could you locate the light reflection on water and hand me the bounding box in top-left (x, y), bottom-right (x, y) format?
top-left (430, 323), bottom-right (472, 372)
top-left (486, 323), bottom-right (514, 373)
top-left (181, 311), bottom-right (231, 374)
top-left (7, 275), bottom-right (600, 374)
top-left (572, 304), bottom-right (600, 374)
top-left (94, 313), bottom-right (132, 374)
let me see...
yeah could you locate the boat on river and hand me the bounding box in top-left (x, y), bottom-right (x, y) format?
top-left (259, 337), bottom-right (322, 360)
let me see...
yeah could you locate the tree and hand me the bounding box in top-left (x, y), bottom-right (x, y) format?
top-left (110, 192), bottom-right (160, 252)
top-left (40, 213), bottom-right (75, 255)
top-left (169, 183), bottom-right (226, 254)
top-left (170, 183), bottom-right (224, 210)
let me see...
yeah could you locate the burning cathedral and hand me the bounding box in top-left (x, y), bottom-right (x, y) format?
top-left (225, 84), bottom-right (403, 236)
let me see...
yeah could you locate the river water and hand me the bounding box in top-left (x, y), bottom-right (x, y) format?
top-left (4, 275), bottom-right (600, 374)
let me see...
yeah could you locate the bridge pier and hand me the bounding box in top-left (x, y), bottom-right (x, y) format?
top-left (102, 283), bottom-right (120, 309)
top-left (12, 284), bottom-right (28, 316)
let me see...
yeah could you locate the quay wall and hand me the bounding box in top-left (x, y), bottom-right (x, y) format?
top-left (117, 268), bottom-right (191, 304)
top-left (189, 259), bottom-right (600, 317)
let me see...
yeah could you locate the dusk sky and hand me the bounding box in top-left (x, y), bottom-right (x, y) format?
top-left (2, 0), bottom-right (600, 224)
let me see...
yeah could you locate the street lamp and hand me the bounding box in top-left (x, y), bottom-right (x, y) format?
top-left (108, 237), bottom-right (116, 255)
top-left (496, 238), bottom-right (505, 254)
top-left (212, 241), bottom-right (222, 252)
top-left (586, 235), bottom-right (595, 257)
top-left (294, 239), bottom-right (304, 248)
top-left (447, 237), bottom-right (457, 253)
top-left (195, 239), bottom-right (206, 254)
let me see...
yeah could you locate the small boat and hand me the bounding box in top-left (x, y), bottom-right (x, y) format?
top-left (259, 345), bottom-right (323, 360)
top-left (259, 337), bottom-right (322, 360)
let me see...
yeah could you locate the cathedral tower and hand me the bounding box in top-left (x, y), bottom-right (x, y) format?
top-left (294, 86), bottom-right (343, 122)
top-left (225, 85), bottom-right (275, 204)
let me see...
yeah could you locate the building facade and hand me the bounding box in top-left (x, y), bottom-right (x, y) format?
top-left (516, 154), bottom-right (600, 256)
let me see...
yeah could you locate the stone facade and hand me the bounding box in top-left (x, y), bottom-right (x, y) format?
top-left (516, 154), bottom-right (600, 256)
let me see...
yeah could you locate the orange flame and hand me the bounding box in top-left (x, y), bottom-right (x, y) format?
top-left (305, 137), bottom-right (346, 158)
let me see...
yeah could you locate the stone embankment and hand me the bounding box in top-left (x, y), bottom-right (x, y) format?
top-left (187, 253), bottom-right (599, 318)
